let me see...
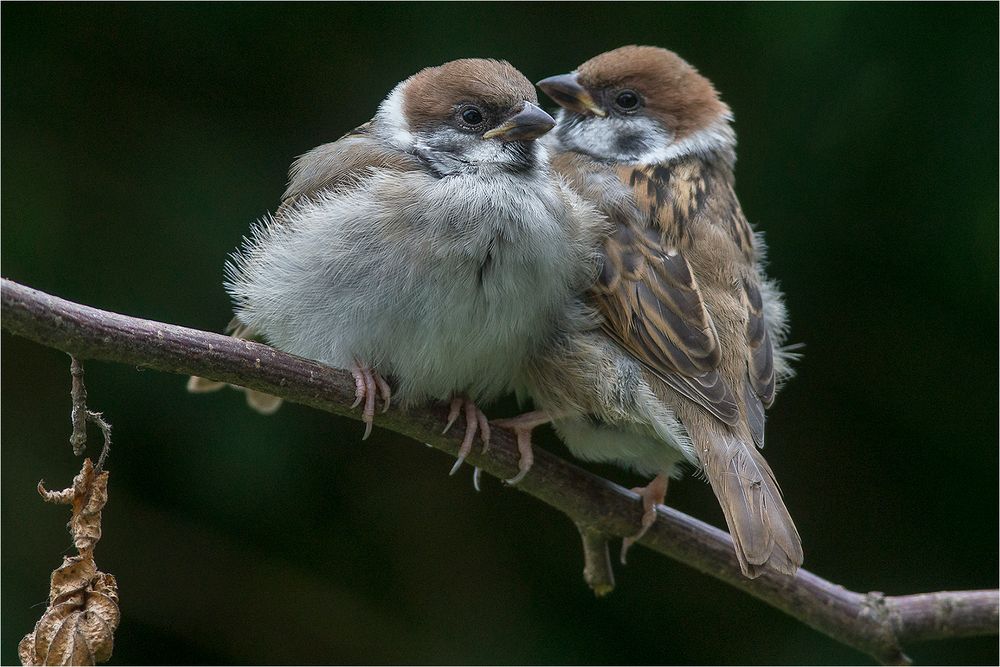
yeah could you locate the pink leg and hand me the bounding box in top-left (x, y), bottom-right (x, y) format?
top-left (443, 396), bottom-right (491, 476)
top-left (620, 473), bottom-right (670, 565)
top-left (349, 361), bottom-right (392, 440)
top-left (491, 410), bottom-right (550, 485)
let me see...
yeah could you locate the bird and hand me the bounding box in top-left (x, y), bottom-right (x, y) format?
top-left (191, 58), bottom-right (606, 481)
top-left (513, 45), bottom-right (803, 577)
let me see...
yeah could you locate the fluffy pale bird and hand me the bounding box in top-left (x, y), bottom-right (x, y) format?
top-left (192, 58), bottom-right (605, 479)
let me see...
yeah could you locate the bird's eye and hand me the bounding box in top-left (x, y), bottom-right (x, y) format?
top-left (614, 90), bottom-right (641, 112)
top-left (461, 107), bottom-right (484, 126)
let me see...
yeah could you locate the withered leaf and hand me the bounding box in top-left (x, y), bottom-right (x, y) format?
top-left (38, 459), bottom-right (108, 554)
top-left (21, 459), bottom-right (119, 666)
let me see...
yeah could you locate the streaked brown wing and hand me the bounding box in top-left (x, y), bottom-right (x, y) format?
top-left (742, 277), bottom-right (776, 446)
top-left (552, 152), bottom-right (738, 425)
top-left (593, 219), bottom-right (739, 426)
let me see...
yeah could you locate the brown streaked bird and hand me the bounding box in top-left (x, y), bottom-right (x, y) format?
top-left (190, 59), bottom-right (606, 482)
top-left (516, 45), bottom-right (802, 577)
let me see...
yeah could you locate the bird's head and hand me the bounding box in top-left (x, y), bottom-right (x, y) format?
top-left (377, 58), bottom-right (556, 175)
top-left (537, 45), bottom-right (734, 165)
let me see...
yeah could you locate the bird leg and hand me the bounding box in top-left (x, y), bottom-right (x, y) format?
top-left (442, 396), bottom-right (491, 476)
top-left (349, 361), bottom-right (391, 440)
top-left (620, 473), bottom-right (670, 565)
top-left (491, 410), bottom-right (551, 485)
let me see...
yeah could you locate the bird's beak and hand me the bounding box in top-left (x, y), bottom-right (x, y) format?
top-left (536, 73), bottom-right (606, 117)
top-left (482, 102), bottom-right (556, 141)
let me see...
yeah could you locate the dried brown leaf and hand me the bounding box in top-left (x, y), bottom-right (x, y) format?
top-left (17, 634), bottom-right (34, 665)
top-left (37, 481), bottom-right (74, 505)
top-left (37, 459), bottom-right (108, 553)
top-left (28, 601), bottom-right (80, 665)
top-left (21, 459), bottom-right (119, 666)
top-left (44, 612), bottom-right (94, 665)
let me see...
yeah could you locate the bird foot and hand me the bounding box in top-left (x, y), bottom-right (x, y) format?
top-left (491, 410), bottom-right (550, 485)
top-left (442, 396), bottom-right (491, 478)
top-left (620, 473), bottom-right (670, 565)
top-left (350, 361), bottom-right (391, 440)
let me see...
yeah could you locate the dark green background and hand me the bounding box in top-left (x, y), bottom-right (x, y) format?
top-left (3, 3), bottom-right (997, 665)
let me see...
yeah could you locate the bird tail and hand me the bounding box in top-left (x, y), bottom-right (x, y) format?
top-left (699, 430), bottom-right (803, 578)
top-left (186, 318), bottom-right (284, 415)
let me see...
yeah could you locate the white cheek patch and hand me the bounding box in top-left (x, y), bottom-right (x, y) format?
top-left (375, 82), bottom-right (415, 148)
top-left (654, 118), bottom-right (736, 163)
top-left (558, 111), bottom-right (673, 163)
top-left (557, 108), bottom-right (735, 165)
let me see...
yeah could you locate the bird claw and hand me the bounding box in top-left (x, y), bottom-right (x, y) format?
top-left (350, 362), bottom-right (391, 440)
top-left (350, 372), bottom-right (365, 409)
top-left (620, 473), bottom-right (670, 565)
top-left (442, 398), bottom-right (462, 435)
top-left (444, 397), bottom-right (490, 477)
top-left (492, 410), bottom-right (549, 485)
top-left (375, 374), bottom-right (391, 413)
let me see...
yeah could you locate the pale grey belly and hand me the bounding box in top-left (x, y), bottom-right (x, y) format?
top-left (376, 265), bottom-right (561, 404)
top-left (554, 417), bottom-right (688, 478)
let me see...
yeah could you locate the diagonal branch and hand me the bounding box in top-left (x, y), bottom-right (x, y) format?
top-left (2, 277), bottom-right (997, 665)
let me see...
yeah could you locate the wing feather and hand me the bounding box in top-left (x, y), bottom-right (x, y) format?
top-left (553, 152), bottom-right (739, 425)
top-left (279, 122), bottom-right (423, 214)
top-left (742, 277), bottom-right (777, 446)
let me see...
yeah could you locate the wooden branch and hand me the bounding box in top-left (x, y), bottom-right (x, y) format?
top-left (3, 277), bottom-right (996, 665)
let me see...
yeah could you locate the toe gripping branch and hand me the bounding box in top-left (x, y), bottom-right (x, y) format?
top-left (350, 362), bottom-right (391, 440)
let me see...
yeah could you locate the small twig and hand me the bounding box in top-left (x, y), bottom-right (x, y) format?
top-left (68, 355), bottom-right (112, 471)
top-left (90, 412), bottom-right (112, 473)
top-left (69, 356), bottom-right (89, 455)
top-left (576, 522), bottom-right (615, 597)
top-left (2, 277), bottom-right (997, 664)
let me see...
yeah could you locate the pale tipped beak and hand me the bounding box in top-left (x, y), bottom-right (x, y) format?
top-left (536, 73), bottom-right (606, 117)
top-left (481, 102), bottom-right (556, 141)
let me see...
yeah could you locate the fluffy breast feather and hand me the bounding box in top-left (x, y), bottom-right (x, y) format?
top-left (226, 167), bottom-right (602, 404)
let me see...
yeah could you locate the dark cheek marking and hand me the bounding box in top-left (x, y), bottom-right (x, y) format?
top-left (615, 132), bottom-right (647, 157)
top-left (433, 135), bottom-right (466, 155)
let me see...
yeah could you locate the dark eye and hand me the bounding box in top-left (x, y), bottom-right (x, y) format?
top-left (461, 106), bottom-right (484, 125)
top-left (614, 90), bottom-right (640, 112)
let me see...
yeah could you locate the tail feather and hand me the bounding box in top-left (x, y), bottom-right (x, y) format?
top-left (187, 376), bottom-right (226, 393)
top-left (700, 431), bottom-right (802, 578)
top-left (187, 374), bottom-right (285, 415)
top-left (244, 388), bottom-right (284, 414)
top-left (186, 319), bottom-right (284, 415)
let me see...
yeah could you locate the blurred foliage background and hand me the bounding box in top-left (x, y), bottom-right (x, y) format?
top-left (3, 3), bottom-right (997, 665)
